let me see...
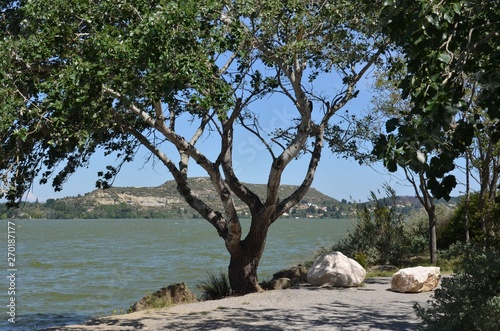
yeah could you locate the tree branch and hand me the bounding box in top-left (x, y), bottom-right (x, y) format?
top-left (114, 115), bottom-right (229, 238)
top-left (219, 99), bottom-right (264, 211)
top-left (276, 124), bottom-right (324, 219)
top-left (103, 86), bottom-right (218, 179)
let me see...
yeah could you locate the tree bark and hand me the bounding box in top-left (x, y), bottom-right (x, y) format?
top-left (227, 236), bottom-right (268, 295)
top-left (428, 210), bottom-right (438, 264)
top-left (226, 213), bottom-right (271, 295)
top-left (464, 149), bottom-right (471, 242)
top-left (407, 168), bottom-right (439, 264)
top-left (227, 246), bottom-right (264, 295)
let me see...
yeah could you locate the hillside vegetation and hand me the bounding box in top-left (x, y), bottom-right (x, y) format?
top-left (0, 177), bottom-right (458, 220)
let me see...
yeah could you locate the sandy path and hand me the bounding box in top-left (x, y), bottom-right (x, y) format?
top-left (43, 278), bottom-right (434, 331)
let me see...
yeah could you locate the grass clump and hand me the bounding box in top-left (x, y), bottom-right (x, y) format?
top-left (197, 271), bottom-right (231, 300)
top-left (142, 295), bottom-right (173, 309)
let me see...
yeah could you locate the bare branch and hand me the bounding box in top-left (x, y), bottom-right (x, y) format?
top-left (219, 52), bottom-right (237, 76)
top-left (103, 86), bottom-right (218, 179)
top-left (323, 45), bottom-right (387, 125)
top-left (276, 124), bottom-right (324, 218)
top-left (113, 113), bottom-right (236, 240)
top-left (219, 100), bottom-right (264, 210)
top-left (239, 114), bottom-right (277, 160)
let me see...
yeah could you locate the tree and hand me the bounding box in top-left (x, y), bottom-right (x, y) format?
top-left (371, 67), bottom-right (500, 262)
top-left (439, 193), bottom-right (500, 248)
top-left (0, 0), bottom-right (386, 294)
top-left (371, 68), bottom-right (442, 263)
top-left (375, 0), bottom-right (500, 245)
top-left (376, 0), bottom-right (500, 194)
top-left (465, 109), bottom-right (500, 239)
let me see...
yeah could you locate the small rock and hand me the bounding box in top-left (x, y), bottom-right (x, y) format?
top-left (391, 266), bottom-right (441, 293)
top-left (130, 282), bottom-right (197, 312)
top-left (261, 277), bottom-right (293, 290)
top-left (272, 264), bottom-right (309, 284)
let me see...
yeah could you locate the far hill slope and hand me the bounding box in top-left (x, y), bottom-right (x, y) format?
top-left (61, 177), bottom-right (345, 218)
top-left (3, 178), bottom-right (460, 219)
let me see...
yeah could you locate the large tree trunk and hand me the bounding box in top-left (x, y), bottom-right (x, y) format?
top-left (227, 216), bottom-right (270, 295)
top-left (227, 246), bottom-right (264, 295)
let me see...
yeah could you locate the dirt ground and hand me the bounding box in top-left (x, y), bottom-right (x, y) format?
top-left (43, 277), bottom-right (435, 331)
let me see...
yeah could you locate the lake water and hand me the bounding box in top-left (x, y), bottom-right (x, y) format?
top-left (0, 218), bottom-right (353, 330)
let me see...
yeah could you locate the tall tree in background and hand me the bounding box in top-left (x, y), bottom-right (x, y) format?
top-left (371, 68), bottom-right (441, 263)
top-left (463, 102), bottom-right (500, 239)
top-left (0, 0), bottom-right (386, 293)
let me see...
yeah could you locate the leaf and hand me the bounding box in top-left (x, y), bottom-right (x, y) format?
top-left (385, 118), bottom-right (399, 133)
top-left (387, 159), bottom-right (398, 172)
top-left (437, 53), bottom-right (452, 64)
top-left (425, 15), bottom-right (439, 27)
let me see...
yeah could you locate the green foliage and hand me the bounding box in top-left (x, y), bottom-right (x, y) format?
top-left (353, 251), bottom-right (368, 269)
top-left (0, 0), bottom-right (231, 205)
top-left (141, 294), bottom-right (173, 310)
top-left (415, 244), bottom-right (500, 331)
top-left (376, 0), bottom-right (500, 199)
top-left (405, 214), bottom-right (430, 256)
top-left (332, 185), bottom-right (426, 266)
top-left (197, 271), bottom-right (231, 301)
top-left (438, 193), bottom-right (500, 248)
top-left (0, 0), bottom-right (388, 206)
top-left (0, 200), bottom-right (202, 219)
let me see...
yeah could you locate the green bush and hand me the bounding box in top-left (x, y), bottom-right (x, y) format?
top-left (438, 193), bottom-right (500, 249)
top-left (406, 213), bottom-right (430, 256)
top-left (415, 244), bottom-right (500, 331)
top-left (332, 185), bottom-right (425, 266)
top-left (438, 194), bottom-right (483, 248)
top-left (197, 271), bottom-right (231, 300)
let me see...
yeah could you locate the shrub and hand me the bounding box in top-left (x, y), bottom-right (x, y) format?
top-left (415, 244), bottom-right (500, 331)
top-left (438, 194), bottom-right (483, 248)
top-left (406, 213), bottom-right (430, 255)
top-left (438, 193), bottom-right (500, 249)
top-left (197, 271), bottom-right (231, 300)
top-left (332, 185), bottom-right (423, 266)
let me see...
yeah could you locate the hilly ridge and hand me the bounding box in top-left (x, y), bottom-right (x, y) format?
top-left (65, 177), bottom-right (343, 217)
top-left (1, 177), bottom-right (459, 219)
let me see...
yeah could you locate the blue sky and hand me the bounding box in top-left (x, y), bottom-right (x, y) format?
top-left (28, 141), bottom-right (411, 203)
top-left (23, 74), bottom-right (472, 203)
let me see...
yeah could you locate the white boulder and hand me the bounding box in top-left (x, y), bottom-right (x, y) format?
top-left (391, 266), bottom-right (441, 293)
top-left (307, 251), bottom-right (366, 287)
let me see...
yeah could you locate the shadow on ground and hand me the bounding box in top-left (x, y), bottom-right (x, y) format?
top-left (53, 301), bottom-right (420, 331)
top-left (43, 279), bottom-right (429, 331)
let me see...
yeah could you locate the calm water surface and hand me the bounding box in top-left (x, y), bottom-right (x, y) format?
top-left (0, 218), bottom-right (353, 330)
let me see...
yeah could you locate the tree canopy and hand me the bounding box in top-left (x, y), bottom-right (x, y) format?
top-left (0, 0), bottom-right (386, 293)
top-left (374, 0), bottom-right (500, 200)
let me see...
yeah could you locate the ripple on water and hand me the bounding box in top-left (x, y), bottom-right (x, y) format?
top-left (7, 218), bottom-right (353, 330)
